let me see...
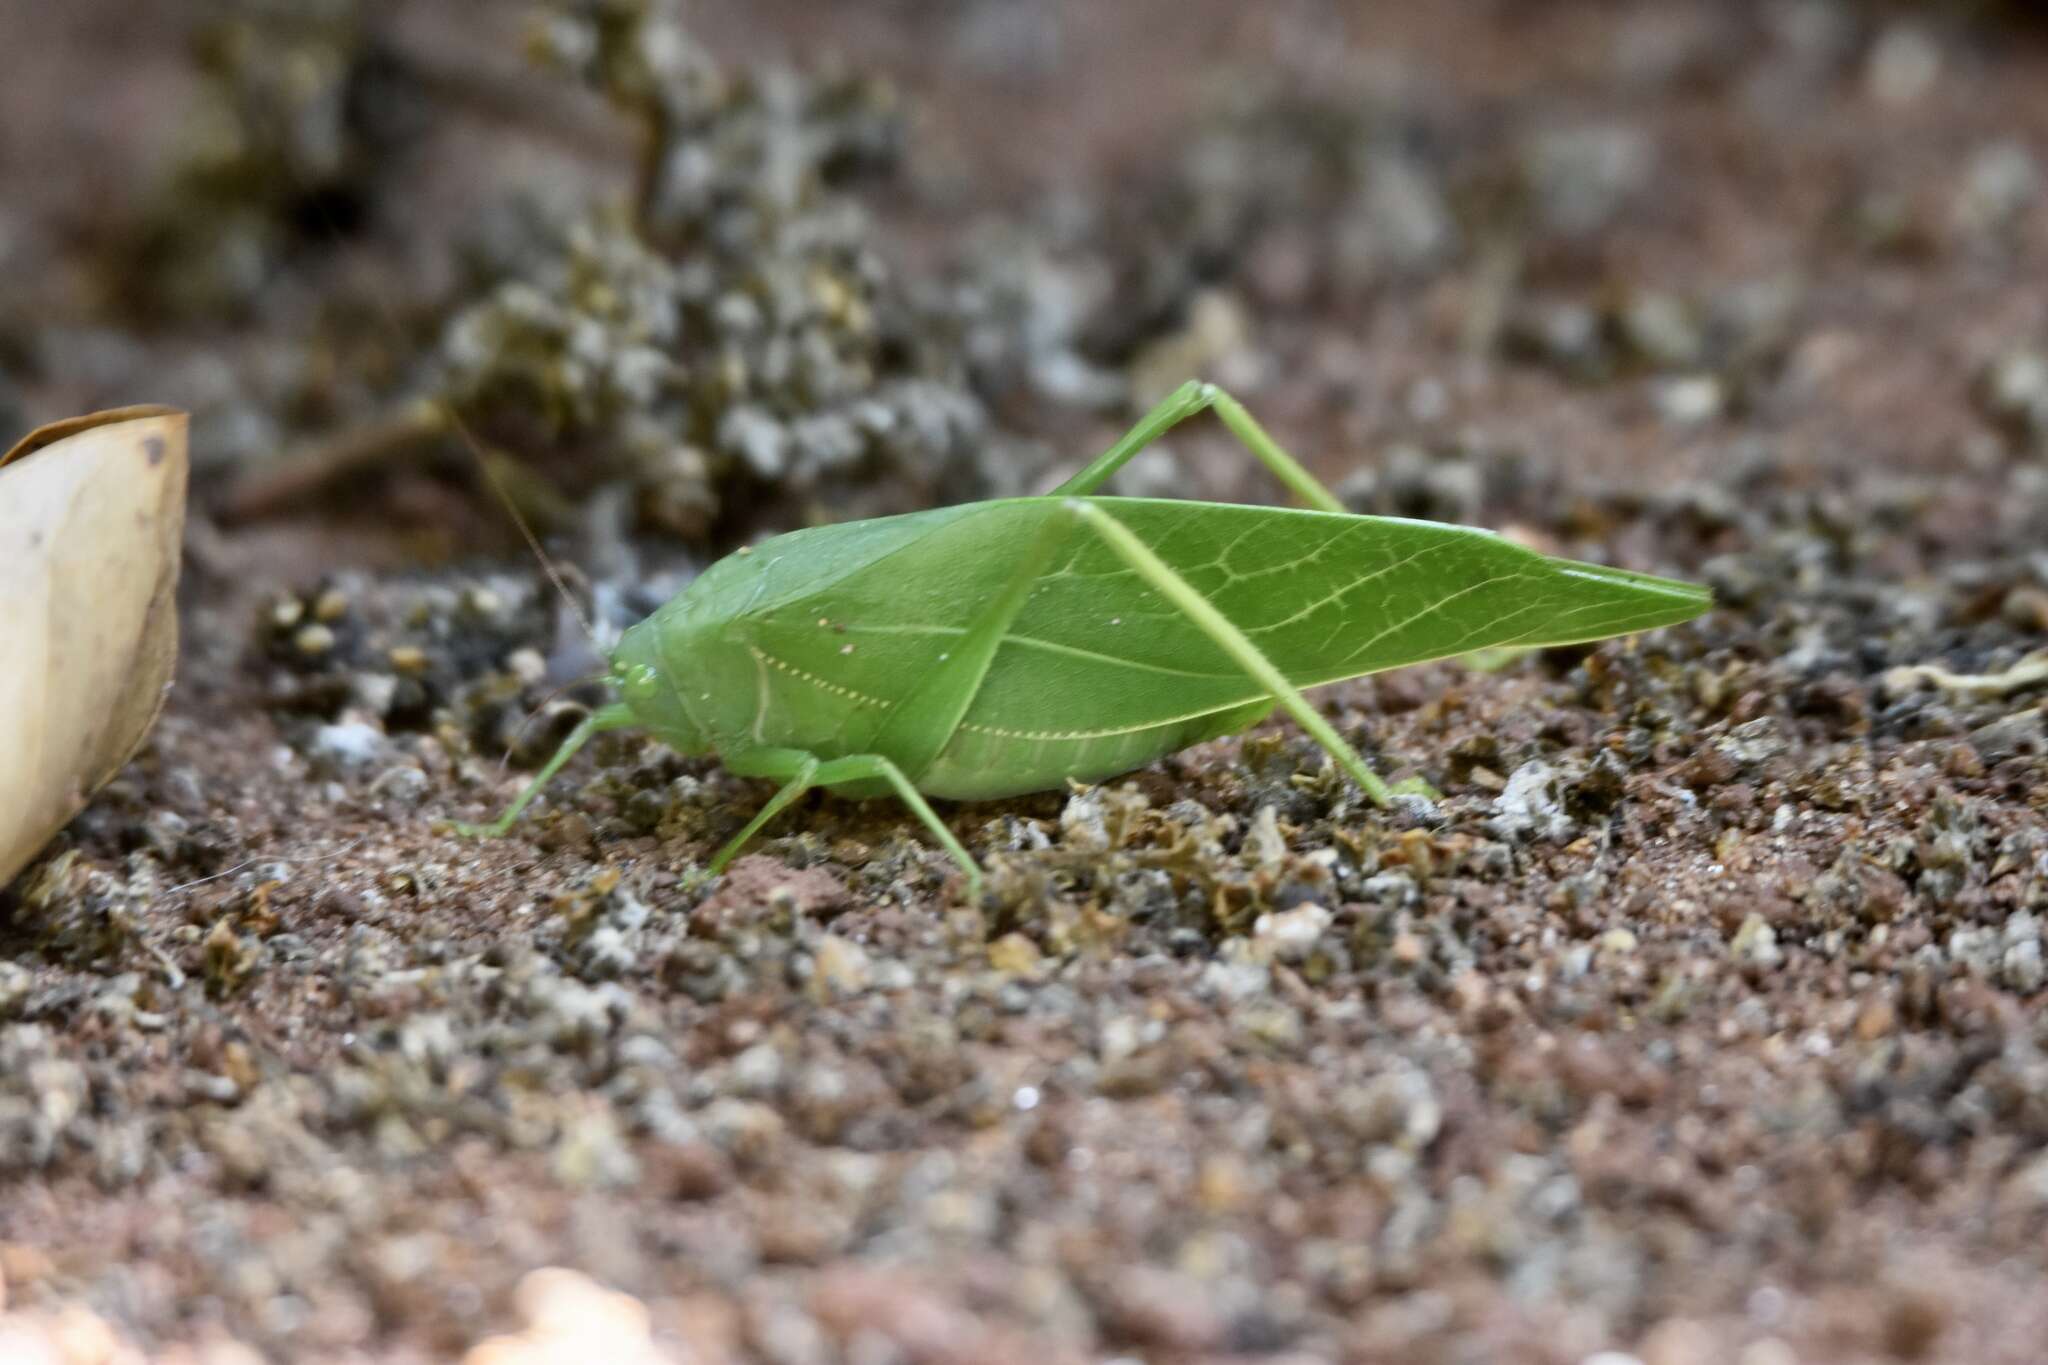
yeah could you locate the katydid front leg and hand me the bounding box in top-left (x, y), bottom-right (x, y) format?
top-left (1054, 379), bottom-right (1347, 513)
top-left (450, 702), bottom-right (638, 837)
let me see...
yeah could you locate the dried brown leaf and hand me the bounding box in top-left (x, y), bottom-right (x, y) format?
top-left (0, 407), bottom-right (189, 888)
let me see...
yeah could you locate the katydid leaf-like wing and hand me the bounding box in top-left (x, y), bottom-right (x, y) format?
top-left (728, 497), bottom-right (1707, 750)
top-left (960, 498), bottom-right (1710, 737)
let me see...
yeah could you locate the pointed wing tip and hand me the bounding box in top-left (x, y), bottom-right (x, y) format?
top-left (1554, 561), bottom-right (1711, 599)
top-left (1546, 562), bottom-right (1714, 635)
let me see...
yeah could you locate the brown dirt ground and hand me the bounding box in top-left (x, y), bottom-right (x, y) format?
top-left (3, 2), bottom-right (2048, 1362)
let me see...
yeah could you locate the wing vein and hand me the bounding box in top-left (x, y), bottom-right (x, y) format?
top-left (1000, 633), bottom-right (1237, 680)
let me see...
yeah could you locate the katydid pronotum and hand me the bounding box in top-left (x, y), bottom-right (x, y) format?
top-left (456, 379), bottom-right (1710, 897)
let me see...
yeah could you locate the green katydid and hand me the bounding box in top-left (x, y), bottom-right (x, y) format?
top-left (457, 379), bottom-right (1710, 896)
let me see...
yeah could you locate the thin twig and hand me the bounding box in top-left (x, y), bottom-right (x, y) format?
top-left (216, 400), bottom-right (446, 524)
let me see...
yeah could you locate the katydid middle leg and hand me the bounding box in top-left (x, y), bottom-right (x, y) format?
top-left (709, 750), bottom-right (821, 875)
top-left (714, 749), bottom-right (983, 898)
top-left (813, 754), bottom-right (980, 897)
top-left (1054, 380), bottom-right (1347, 513)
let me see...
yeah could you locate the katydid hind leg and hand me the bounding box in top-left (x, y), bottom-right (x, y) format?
top-left (1053, 380), bottom-right (1213, 496)
top-left (450, 703), bottom-right (638, 838)
top-left (1053, 380), bottom-right (1346, 513)
top-left (1063, 500), bottom-right (1397, 807)
top-left (1204, 386), bottom-right (1346, 513)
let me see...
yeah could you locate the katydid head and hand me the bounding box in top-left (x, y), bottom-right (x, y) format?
top-left (606, 614), bottom-right (713, 756)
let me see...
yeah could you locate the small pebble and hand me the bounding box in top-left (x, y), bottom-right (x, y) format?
top-left (307, 720), bottom-right (391, 777)
top-left (1866, 23), bottom-right (1941, 106)
top-left (1252, 903), bottom-right (1332, 962)
top-left (1653, 374), bottom-right (1725, 426)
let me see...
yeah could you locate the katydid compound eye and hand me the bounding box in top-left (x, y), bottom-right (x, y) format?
top-left (621, 664), bottom-right (660, 702)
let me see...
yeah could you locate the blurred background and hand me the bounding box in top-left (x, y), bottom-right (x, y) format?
top-left (4, 3), bottom-right (2048, 1361)
top-left (7, 0), bottom-right (2044, 566)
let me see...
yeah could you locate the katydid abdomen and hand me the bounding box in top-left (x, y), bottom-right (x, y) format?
top-left (916, 697), bottom-right (1279, 800)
